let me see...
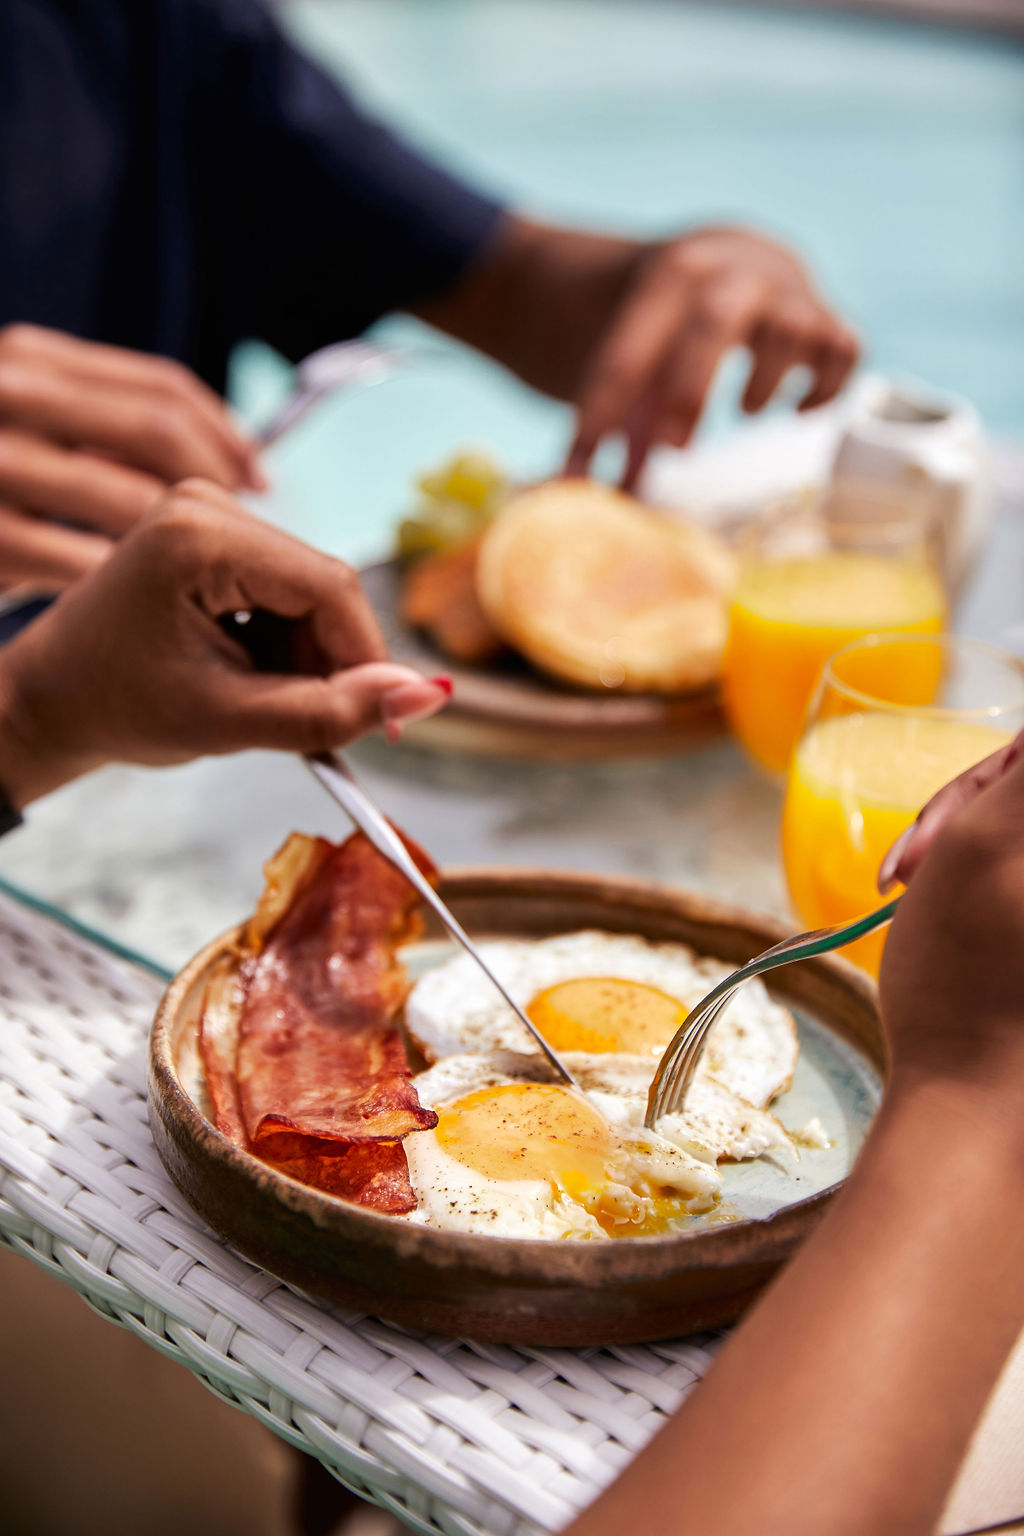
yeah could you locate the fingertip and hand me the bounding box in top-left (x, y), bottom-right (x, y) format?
top-left (245, 452), bottom-right (270, 493)
top-left (877, 825), bottom-right (914, 894)
top-left (380, 675), bottom-right (452, 730)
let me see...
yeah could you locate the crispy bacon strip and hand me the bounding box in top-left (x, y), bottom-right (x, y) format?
top-left (197, 958), bottom-right (247, 1146)
top-left (199, 830), bottom-right (437, 1214)
top-left (256, 1135), bottom-right (416, 1213)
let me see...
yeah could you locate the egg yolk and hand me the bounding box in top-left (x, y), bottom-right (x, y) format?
top-left (435, 1083), bottom-right (612, 1188)
top-left (434, 1082), bottom-right (695, 1236)
top-left (526, 976), bottom-right (687, 1055)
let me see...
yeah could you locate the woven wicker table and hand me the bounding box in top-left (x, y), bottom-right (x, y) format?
top-left (0, 885), bottom-right (719, 1536)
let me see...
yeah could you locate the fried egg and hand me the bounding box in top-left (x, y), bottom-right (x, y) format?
top-left (563, 1053), bottom-right (794, 1164)
top-left (405, 1053), bottom-right (723, 1239)
top-left (405, 931), bottom-right (798, 1109)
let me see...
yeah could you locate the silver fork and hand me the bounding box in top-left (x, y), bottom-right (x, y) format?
top-left (256, 338), bottom-right (449, 446)
top-left (644, 898), bottom-right (899, 1128)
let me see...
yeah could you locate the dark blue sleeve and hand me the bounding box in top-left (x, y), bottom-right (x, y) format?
top-left (184, 0), bottom-right (506, 361)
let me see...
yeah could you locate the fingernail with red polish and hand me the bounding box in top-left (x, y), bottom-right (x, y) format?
top-left (429, 674), bottom-right (454, 697)
top-left (381, 677), bottom-right (451, 739)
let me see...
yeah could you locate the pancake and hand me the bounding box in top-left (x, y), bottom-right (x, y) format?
top-left (475, 479), bottom-right (735, 693)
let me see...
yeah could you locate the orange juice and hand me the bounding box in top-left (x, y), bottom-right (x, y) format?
top-left (722, 552), bottom-right (946, 773)
top-left (783, 712), bottom-right (1011, 973)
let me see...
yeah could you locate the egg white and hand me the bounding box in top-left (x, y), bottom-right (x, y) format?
top-left (561, 1053), bottom-right (795, 1164)
top-left (405, 931), bottom-right (798, 1109)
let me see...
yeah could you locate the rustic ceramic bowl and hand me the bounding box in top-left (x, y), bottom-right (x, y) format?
top-left (148, 869), bottom-right (885, 1346)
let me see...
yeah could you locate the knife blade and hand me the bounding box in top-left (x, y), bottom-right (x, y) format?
top-left (305, 751), bottom-right (577, 1088)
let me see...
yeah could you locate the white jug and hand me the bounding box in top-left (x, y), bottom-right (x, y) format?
top-left (831, 377), bottom-right (991, 596)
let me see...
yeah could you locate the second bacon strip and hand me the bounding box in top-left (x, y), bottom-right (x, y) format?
top-left (200, 830), bottom-right (437, 1214)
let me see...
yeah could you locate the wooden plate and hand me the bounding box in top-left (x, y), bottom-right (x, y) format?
top-left (361, 559), bottom-right (725, 760)
top-left (148, 869), bottom-right (884, 1346)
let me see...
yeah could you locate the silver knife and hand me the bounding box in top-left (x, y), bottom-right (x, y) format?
top-left (305, 751), bottom-right (577, 1088)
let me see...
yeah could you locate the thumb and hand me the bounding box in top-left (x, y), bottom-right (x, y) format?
top-left (878, 731), bottom-right (1022, 893)
top-left (214, 663), bottom-right (452, 755)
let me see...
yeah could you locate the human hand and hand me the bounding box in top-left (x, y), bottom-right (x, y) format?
top-left (565, 227), bottom-right (859, 488)
top-left (877, 732), bottom-right (1024, 1106)
top-left (0, 325), bottom-right (265, 587)
top-left (0, 480), bottom-right (450, 807)
top-left (878, 731), bottom-right (1022, 893)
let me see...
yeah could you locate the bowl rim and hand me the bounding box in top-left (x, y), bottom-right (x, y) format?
top-left (149, 865), bottom-right (883, 1284)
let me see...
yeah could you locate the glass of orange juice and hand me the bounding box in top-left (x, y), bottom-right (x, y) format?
top-left (722, 484), bottom-right (947, 774)
top-left (782, 634), bottom-right (1024, 975)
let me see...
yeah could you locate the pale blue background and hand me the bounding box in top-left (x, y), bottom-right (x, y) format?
top-left (3, 3), bottom-right (1022, 967)
top-left (235, 1), bottom-right (1024, 565)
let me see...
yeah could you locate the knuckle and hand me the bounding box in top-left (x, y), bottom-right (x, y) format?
top-left (330, 558), bottom-right (358, 595)
top-left (689, 291), bottom-right (736, 336)
top-left (0, 323), bottom-right (40, 357)
top-left (175, 475), bottom-right (219, 502)
top-left (306, 689), bottom-right (357, 755)
top-left (0, 361), bottom-right (24, 408)
top-left (151, 356), bottom-right (196, 394)
top-left (938, 809), bottom-right (1002, 872)
top-left (664, 241), bottom-right (706, 281)
top-left (141, 402), bottom-right (190, 458)
top-left (141, 489), bottom-right (212, 555)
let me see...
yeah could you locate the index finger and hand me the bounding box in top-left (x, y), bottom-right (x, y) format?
top-left (654, 275), bottom-right (762, 449)
top-left (878, 732), bottom-right (1022, 892)
top-left (565, 259), bottom-right (691, 478)
top-left (0, 362), bottom-right (248, 490)
top-left (159, 496), bottom-right (388, 668)
top-left (1, 325), bottom-right (262, 488)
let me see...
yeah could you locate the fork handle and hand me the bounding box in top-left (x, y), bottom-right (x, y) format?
top-left (739, 899), bottom-right (900, 974)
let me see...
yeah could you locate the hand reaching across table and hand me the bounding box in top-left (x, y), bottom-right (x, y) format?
top-left (423, 219), bottom-right (859, 490)
top-left (0, 479), bottom-right (449, 810)
top-left (0, 326), bottom-right (265, 587)
top-left (570, 744), bottom-right (1024, 1536)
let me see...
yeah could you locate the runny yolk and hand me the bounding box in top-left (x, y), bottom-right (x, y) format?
top-left (433, 1082), bottom-right (697, 1237)
top-left (526, 976), bottom-right (687, 1056)
top-left (435, 1083), bottom-right (613, 1188)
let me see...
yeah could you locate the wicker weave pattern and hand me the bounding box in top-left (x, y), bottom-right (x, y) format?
top-left (0, 891), bottom-right (718, 1536)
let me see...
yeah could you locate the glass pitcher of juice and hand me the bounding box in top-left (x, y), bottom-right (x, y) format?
top-left (722, 484), bottom-right (947, 774)
top-left (782, 634), bottom-right (1024, 975)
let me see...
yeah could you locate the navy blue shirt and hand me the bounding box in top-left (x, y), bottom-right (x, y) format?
top-left (0, 0), bottom-right (504, 390)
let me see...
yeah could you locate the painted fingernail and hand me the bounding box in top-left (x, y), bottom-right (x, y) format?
top-left (381, 678), bottom-right (451, 734)
top-left (429, 674), bottom-right (454, 698)
top-left (878, 825), bottom-right (914, 893)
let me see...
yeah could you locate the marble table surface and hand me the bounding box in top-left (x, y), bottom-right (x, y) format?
top-left (0, 483), bottom-right (1019, 977)
top-left (0, 731), bottom-right (787, 977)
